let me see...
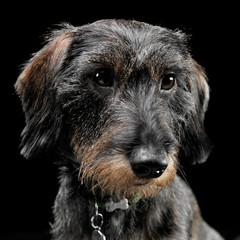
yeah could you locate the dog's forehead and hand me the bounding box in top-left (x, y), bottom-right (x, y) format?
top-left (72, 20), bottom-right (189, 70)
top-left (80, 20), bottom-right (184, 47)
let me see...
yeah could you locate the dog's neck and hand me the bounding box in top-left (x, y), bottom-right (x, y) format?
top-left (52, 163), bottom-right (180, 239)
top-left (88, 192), bottom-right (142, 212)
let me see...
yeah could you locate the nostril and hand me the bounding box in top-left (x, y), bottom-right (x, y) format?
top-left (132, 160), bottom-right (168, 179)
top-left (152, 163), bottom-right (168, 178)
top-left (132, 164), bottom-right (151, 178)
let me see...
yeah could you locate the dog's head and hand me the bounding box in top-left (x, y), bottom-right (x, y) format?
top-left (16, 20), bottom-right (210, 198)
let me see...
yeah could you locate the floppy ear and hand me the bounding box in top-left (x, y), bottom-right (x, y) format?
top-left (15, 31), bottom-right (73, 159)
top-left (180, 60), bottom-right (211, 165)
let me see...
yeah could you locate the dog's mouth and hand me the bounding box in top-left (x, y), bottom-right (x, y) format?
top-left (135, 182), bottom-right (148, 186)
top-left (134, 179), bottom-right (150, 186)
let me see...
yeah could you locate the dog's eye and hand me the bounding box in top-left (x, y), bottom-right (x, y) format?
top-left (92, 69), bottom-right (114, 87)
top-left (161, 73), bottom-right (176, 91)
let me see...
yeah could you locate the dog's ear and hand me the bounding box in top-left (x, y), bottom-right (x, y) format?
top-left (15, 31), bottom-right (73, 159)
top-left (180, 60), bottom-right (211, 165)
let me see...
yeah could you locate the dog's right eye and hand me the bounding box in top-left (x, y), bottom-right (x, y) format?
top-left (160, 73), bottom-right (176, 91)
top-left (91, 69), bottom-right (114, 87)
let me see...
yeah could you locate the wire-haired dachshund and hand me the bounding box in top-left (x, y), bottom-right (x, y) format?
top-left (15, 19), bottom-right (224, 240)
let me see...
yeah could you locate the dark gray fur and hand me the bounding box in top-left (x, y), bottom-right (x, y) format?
top-left (15, 19), bottom-right (224, 239)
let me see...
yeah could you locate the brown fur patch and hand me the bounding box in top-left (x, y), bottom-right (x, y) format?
top-left (15, 32), bottom-right (73, 98)
top-left (74, 126), bottom-right (177, 199)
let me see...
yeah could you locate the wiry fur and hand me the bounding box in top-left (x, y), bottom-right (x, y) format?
top-left (15, 19), bottom-right (223, 239)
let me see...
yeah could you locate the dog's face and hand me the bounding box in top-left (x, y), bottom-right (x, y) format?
top-left (16, 20), bottom-right (210, 198)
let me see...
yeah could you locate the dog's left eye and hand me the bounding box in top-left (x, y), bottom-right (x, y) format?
top-left (92, 69), bottom-right (114, 87)
top-left (160, 73), bottom-right (176, 91)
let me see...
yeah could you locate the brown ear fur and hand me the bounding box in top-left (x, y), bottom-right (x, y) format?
top-left (15, 31), bottom-right (73, 159)
top-left (16, 32), bottom-right (73, 103)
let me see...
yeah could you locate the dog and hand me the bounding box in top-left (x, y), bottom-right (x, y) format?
top-left (15, 19), bottom-right (224, 240)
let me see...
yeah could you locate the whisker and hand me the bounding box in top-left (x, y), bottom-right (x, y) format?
top-left (177, 163), bottom-right (190, 189)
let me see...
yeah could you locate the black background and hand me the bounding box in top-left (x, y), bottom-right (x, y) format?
top-left (1, 2), bottom-right (239, 240)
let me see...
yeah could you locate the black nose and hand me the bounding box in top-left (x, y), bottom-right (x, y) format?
top-left (130, 147), bottom-right (168, 179)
